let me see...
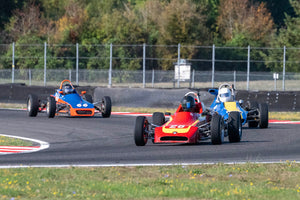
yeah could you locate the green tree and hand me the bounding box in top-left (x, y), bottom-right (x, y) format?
top-left (5, 2), bottom-right (47, 41)
top-left (254, 0), bottom-right (295, 28)
top-left (50, 0), bottom-right (88, 44)
top-left (0, 0), bottom-right (24, 29)
top-left (4, 35), bottom-right (44, 69)
top-left (149, 0), bottom-right (211, 70)
top-left (265, 0), bottom-right (300, 72)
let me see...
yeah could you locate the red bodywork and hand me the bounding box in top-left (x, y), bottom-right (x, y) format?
top-left (154, 102), bottom-right (204, 144)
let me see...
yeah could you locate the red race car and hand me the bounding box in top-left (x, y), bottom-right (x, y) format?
top-left (134, 91), bottom-right (240, 146)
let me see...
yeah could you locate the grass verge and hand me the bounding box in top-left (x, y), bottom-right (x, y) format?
top-left (0, 162), bottom-right (300, 200)
top-left (0, 136), bottom-right (33, 147)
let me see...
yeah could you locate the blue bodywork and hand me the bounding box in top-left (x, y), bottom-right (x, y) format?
top-left (208, 89), bottom-right (248, 125)
top-left (54, 89), bottom-right (94, 109)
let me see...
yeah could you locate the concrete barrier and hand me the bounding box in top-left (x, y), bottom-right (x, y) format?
top-left (0, 84), bottom-right (299, 112)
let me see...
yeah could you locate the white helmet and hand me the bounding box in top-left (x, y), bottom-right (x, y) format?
top-left (219, 88), bottom-right (232, 102)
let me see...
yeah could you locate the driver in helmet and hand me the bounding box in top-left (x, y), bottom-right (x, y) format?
top-left (63, 84), bottom-right (74, 95)
top-left (219, 87), bottom-right (233, 102)
top-left (181, 96), bottom-right (196, 112)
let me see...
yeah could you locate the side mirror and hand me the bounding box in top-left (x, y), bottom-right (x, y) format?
top-left (81, 91), bottom-right (86, 95)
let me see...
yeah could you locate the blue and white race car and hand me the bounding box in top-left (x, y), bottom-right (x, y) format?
top-left (208, 83), bottom-right (268, 143)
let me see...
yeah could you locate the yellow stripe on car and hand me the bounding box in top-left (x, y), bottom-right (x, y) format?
top-left (162, 118), bottom-right (199, 133)
top-left (224, 102), bottom-right (243, 119)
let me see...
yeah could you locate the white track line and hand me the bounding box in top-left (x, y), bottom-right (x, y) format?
top-left (0, 134), bottom-right (49, 155)
top-left (0, 161), bottom-right (300, 169)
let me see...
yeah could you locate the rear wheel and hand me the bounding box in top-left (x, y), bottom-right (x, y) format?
top-left (152, 112), bottom-right (165, 126)
top-left (211, 113), bottom-right (224, 145)
top-left (46, 96), bottom-right (56, 118)
top-left (83, 94), bottom-right (93, 103)
top-left (247, 101), bottom-right (259, 128)
top-left (134, 116), bottom-right (149, 146)
top-left (27, 94), bottom-right (39, 117)
top-left (228, 111), bottom-right (242, 143)
top-left (259, 103), bottom-right (269, 128)
top-left (101, 96), bottom-right (112, 118)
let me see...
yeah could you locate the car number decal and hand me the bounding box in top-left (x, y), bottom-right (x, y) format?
top-left (166, 125), bottom-right (187, 129)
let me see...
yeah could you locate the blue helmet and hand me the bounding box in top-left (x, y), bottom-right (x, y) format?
top-left (63, 84), bottom-right (74, 94)
top-left (181, 96), bottom-right (195, 111)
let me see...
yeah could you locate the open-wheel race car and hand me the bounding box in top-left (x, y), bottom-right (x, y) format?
top-left (208, 83), bottom-right (268, 130)
top-left (134, 91), bottom-right (242, 146)
top-left (27, 79), bottom-right (111, 118)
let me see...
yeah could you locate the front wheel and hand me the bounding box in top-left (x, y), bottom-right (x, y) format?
top-left (259, 103), bottom-right (269, 128)
top-left (134, 116), bottom-right (149, 146)
top-left (27, 94), bottom-right (39, 117)
top-left (47, 96), bottom-right (56, 118)
top-left (228, 111), bottom-right (242, 143)
top-left (101, 96), bottom-right (112, 118)
top-left (211, 113), bottom-right (225, 145)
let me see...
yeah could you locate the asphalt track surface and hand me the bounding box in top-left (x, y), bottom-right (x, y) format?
top-left (1, 109), bottom-right (300, 167)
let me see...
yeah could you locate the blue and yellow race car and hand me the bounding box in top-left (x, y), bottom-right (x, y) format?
top-left (27, 80), bottom-right (111, 118)
top-left (208, 83), bottom-right (269, 142)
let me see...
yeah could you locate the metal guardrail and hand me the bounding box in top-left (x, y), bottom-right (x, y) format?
top-left (0, 43), bottom-right (299, 90)
top-left (1, 69), bottom-right (300, 91)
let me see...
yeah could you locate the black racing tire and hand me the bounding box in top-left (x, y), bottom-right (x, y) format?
top-left (259, 103), bottom-right (269, 128)
top-left (27, 94), bottom-right (39, 117)
top-left (152, 112), bottom-right (165, 126)
top-left (228, 111), bottom-right (242, 143)
top-left (211, 113), bottom-right (224, 145)
top-left (247, 101), bottom-right (259, 128)
top-left (134, 116), bottom-right (149, 146)
top-left (247, 101), bottom-right (258, 111)
top-left (83, 94), bottom-right (93, 103)
top-left (101, 96), bottom-right (112, 118)
top-left (46, 96), bottom-right (56, 118)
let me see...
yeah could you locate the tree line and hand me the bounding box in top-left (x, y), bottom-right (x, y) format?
top-left (0, 0), bottom-right (299, 72)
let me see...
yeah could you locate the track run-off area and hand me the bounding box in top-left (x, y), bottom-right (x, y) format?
top-left (1, 109), bottom-right (300, 168)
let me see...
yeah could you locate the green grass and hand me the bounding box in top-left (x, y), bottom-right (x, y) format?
top-left (0, 163), bottom-right (300, 199)
top-left (0, 136), bottom-right (33, 147)
top-left (269, 112), bottom-right (300, 121)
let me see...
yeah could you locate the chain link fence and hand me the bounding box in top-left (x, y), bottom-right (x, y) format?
top-left (0, 43), bottom-right (300, 90)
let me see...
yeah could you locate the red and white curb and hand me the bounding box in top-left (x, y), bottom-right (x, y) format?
top-left (0, 134), bottom-right (49, 155)
top-left (269, 120), bottom-right (300, 124)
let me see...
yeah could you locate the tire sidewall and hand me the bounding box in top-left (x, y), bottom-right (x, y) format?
top-left (259, 103), bottom-right (269, 128)
top-left (228, 111), bottom-right (242, 143)
top-left (47, 96), bottom-right (56, 118)
top-left (101, 96), bottom-right (112, 118)
top-left (27, 94), bottom-right (39, 117)
top-left (134, 116), bottom-right (148, 146)
top-left (211, 113), bottom-right (224, 145)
